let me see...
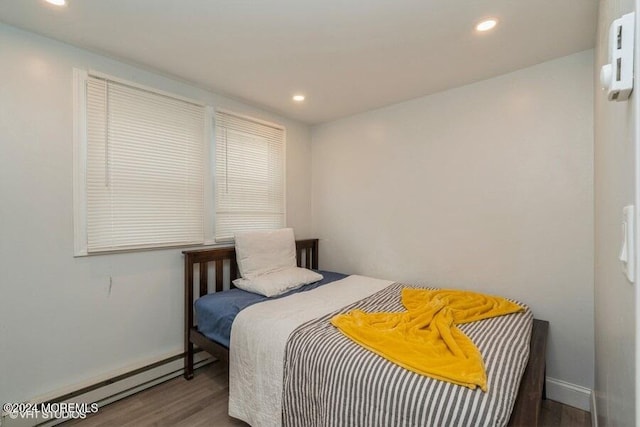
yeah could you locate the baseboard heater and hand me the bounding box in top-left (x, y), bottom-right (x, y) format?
top-left (1, 350), bottom-right (214, 427)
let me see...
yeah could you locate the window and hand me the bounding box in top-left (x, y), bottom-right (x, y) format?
top-left (74, 70), bottom-right (206, 255)
top-left (214, 110), bottom-right (285, 242)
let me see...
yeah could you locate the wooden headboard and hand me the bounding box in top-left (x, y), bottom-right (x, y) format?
top-left (182, 238), bottom-right (319, 375)
top-left (183, 238), bottom-right (319, 296)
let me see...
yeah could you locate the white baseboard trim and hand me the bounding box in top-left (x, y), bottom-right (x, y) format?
top-left (546, 376), bottom-right (592, 412)
top-left (0, 352), bottom-right (214, 427)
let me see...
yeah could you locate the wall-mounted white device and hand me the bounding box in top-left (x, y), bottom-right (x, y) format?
top-left (600, 12), bottom-right (635, 102)
top-left (619, 205), bottom-right (635, 283)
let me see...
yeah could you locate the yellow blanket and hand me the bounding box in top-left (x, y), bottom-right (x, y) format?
top-left (330, 288), bottom-right (524, 391)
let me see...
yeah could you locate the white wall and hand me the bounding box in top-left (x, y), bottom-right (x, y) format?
top-left (0, 23), bottom-right (312, 404)
top-left (312, 51), bottom-right (595, 404)
top-left (594, 1), bottom-right (637, 426)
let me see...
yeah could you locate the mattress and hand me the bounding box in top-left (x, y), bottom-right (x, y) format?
top-left (194, 270), bottom-right (347, 347)
top-left (228, 276), bottom-right (532, 427)
top-left (229, 275), bottom-right (395, 426)
top-left (283, 283), bottom-right (533, 427)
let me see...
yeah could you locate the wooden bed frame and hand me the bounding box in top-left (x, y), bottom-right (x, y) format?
top-left (183, 239), bottom-right (548, 426)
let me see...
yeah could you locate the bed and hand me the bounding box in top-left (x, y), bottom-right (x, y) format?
top-left (183, 238), bottom-right (548, 426)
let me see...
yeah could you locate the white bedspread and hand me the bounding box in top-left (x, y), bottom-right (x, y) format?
top-left (228, 275), bottom-right (394, 427)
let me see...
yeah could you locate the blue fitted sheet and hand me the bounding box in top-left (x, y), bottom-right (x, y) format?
top-left (194, 270), bottom-right (348, 348)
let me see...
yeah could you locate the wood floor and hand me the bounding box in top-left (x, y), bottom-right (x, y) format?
top-left (64, 361), bottom-right (591, 427)
top-left (64, 362), bottom-right (244, 427)
top-left (539, 399), bottom-right (592, 427)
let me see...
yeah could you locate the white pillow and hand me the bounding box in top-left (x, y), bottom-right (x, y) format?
top-left (233, 267), bottom-right (324, 297)
top-left (235, 228), bottom-right (296, 279)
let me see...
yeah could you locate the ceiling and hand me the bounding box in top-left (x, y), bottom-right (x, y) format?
top-left (0, 0), bottom-right (598, 124)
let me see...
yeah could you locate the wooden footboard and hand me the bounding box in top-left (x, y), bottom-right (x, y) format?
top-left (508, 319), bottom-right (549, 426)
top-left (182, 238), bottom-right (319, 379)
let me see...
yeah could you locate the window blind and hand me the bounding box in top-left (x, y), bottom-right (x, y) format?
top-left (214, 111), bottom-right (285, 241)
top-left (85, 76), bottom-right (205, 252)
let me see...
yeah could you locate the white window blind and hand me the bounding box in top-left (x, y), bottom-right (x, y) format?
top-left (82, 75), bottom-right (205, 253)
top-left (215, 111), bottom-right (285, 242)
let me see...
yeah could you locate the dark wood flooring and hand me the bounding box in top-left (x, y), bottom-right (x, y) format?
top-left (540, 399), bottom-right (592, 427)
top-left (64, 362), bottom-right (591, 426)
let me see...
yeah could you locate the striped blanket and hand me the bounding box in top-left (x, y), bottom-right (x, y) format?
top-left (282, 283), bottom-right (533, 427)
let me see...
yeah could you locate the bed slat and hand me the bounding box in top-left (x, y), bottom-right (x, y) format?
top-left (215, 260), bottom-right (224, 292)
top-left (296, 248), bottom-right (302, 267)
top-left (199, 262), bottom-right (208, 297)
top-left (230, 259), bottom-right (238, 282)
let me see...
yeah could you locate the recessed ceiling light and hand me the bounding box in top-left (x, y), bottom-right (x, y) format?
top-left (476, 19), bottom-right (497, 32)
top-left (292, 95), bottom-right (305, 102)
top-left (45, 0), bottom-right (67, 6)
